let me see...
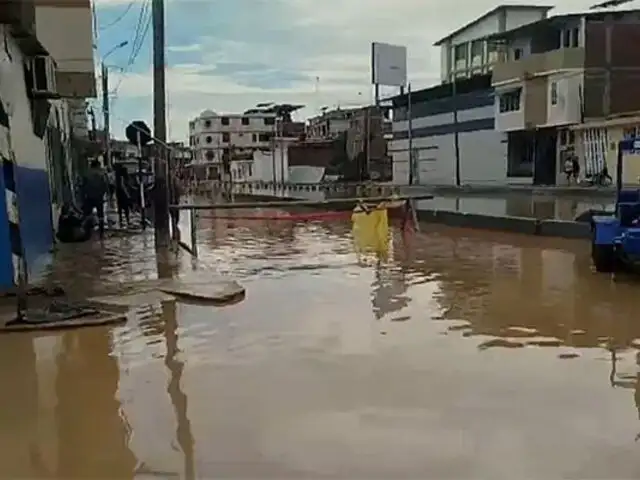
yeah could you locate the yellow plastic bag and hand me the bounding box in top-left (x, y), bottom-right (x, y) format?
top-left (352, 203), bottom-right (389, 258)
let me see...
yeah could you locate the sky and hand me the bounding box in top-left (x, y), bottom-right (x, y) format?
top-left (93, 0), bottom-right (611, 142)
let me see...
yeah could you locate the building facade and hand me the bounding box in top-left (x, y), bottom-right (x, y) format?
top-left (489, 9), bottom-right (640, 184)
top-left (307, 108), bottom-right (359, 139)
top-left (189, 109), bottom-right (277, 168)
top-left (434, 5), bottom-right (552, 83)
top-left (390, 75), bottom-right (508, 185)
top-left (0, 0), bottom-right (95, 288)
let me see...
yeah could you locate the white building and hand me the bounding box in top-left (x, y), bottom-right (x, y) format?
top-left (188, 110), bottom-right (277, 169)
top-left (434, 4), bottom-right (552, 83)
top-left (390, 75), bottom-right (509, 186)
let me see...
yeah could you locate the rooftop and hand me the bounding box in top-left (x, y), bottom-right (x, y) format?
top-left (483, 8), bottom-right (640, 42)
top-left (433, 4), bottom-right (554, 46)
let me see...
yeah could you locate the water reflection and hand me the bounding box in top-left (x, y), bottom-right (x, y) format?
top-left (163, 300), bottom-right (195, 479)
top-left (7, 216), bottom-right (640, 476)
top-left (54, 329), bottom-right (136, 478)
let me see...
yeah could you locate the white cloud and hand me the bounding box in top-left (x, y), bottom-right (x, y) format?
top-left (167, 44), bottom-right (201, 53)
top-left (104, 0), bottom-right (608, 141)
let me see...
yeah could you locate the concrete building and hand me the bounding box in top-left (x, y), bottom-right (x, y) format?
top-left (188, 109), bottom-right (277, 176)
top-left (345, 106), bottom-right (391, 180)
top-left (390, 75), bottom-right (508, 185)
top-left (0, 0), bottom-right (95, 288)
top-left (434, 4), bottom-right (552, 83)
top-left (307, 108), bottom-right (359, 139)
top-left (488, 8), bottom-right (640, 184)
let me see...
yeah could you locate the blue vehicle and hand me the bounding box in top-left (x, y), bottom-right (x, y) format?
top-left (591, 137), bottom-right (640, 272)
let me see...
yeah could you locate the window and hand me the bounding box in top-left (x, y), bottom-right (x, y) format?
top-left (205, 135), bottom-right (212, 143)
top-left (550, 82), bottom-right (558, 105)
top-left (454, 43), bottom-right (467, 62)
top-left (205, 150), bottom-right (214, 161)
top-left (499, 89), bottom-right (521, 112)
top-left (571, 27), bottom-right (579, 47)
top-left (487, 42), bottom-right (498, 63)
top-left (204, 119), bottom-right (211, 128)
top-left (258, 133), bottom-right (272, 142)
top-left (221, 116), bottom-right (230, 125)
top-left (241, 117), bottom-right (250, 125)
top-left (222, 132), bottom-right (230, 142)
top-left (513, 48), bottom-right (523, 60)
top-left (563, 30), bottom-right (570, 48)
top-left (264, 117), bottom-right (275, 125)
top-left (559, 129), bottom-right (575, 145)
top-left (252, 133), bottom-right (257, 142)
top-left (471, 40), bottom-right (483, 64)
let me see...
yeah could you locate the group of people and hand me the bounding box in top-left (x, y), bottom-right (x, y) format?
top-left (57, 159), bottom-right (183, 243)
top-left (564, 155), bottom-right (613, 186)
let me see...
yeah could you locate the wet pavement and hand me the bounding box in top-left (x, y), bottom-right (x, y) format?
top-left (1, 214), bottom-right (640, 477)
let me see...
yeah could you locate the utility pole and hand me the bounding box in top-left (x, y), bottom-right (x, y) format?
top-left (152, 0), bottom-right (170, 248)
top-left (101, 63), bottom-right (111, 167)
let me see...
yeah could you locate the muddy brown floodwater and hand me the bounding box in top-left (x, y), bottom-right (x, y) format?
top-left (1, 216), bottom-right (640, 478)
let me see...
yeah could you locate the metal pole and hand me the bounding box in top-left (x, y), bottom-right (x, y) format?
top-left (102, 63), bottom-right (111, 167)
top-left (271, 121), bottom-right (276, 189)
top-left (189, 208), bottom-right (198, 257)
top-left (365, 107), bottom-right (371, 181)
top-left (604, 14), bottom-right (612, 117)
top-left (279, 119), bottom-right (285, 187)
top-left (152, 0), bottom-right (170, 248)
top-left (452, 79), bottom-right (461, 186)
top-left (137, 131), bottom-right (147, 230)
top-left (407, 83), bottom-right (413, 185)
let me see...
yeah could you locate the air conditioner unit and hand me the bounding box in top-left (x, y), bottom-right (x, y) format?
top-left (31, 55), bottom-right (57, 98)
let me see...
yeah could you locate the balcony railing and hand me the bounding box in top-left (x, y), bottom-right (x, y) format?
top-left (492, 47), bottom-right (585, 84)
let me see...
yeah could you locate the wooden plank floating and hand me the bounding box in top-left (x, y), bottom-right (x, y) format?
top-left (169, 194), bottom-right (434, 211)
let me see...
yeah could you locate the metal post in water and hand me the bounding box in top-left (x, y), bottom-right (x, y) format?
top-left (137, 132), bottom-right (147, 230)
top-left (190, 208), bottom-right (198, 258)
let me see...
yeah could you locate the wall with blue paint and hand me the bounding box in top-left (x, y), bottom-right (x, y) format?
top-left (0, 26), bottom-right (66, 288)
top-left (390, 87), bottom-right (519, 186)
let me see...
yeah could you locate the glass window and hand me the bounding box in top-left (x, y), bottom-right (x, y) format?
top-left (499, 89), bottom-right (521, 113)
top-left (550, 82), bottom-right (558, 105)
top-left (454, 43), bottom-right (467, 62)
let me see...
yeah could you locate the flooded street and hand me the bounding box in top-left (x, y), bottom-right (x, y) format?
top-left (1, 215), bottom-right (640, 478)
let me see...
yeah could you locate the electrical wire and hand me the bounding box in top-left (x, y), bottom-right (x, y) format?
top-left (99, 1), bottom-right (135, 31)
top-left (110, 0), bottom-right (152, 105)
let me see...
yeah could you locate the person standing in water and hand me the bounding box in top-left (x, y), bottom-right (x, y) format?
top-left (114, 163), bottom-right (131, 228)
top-left (168, 169), bottom-right (183, 241)
top-left (81, 159), bottom-right (109, 237)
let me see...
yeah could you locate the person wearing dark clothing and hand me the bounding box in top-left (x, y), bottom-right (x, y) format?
top-left (114, 163), bottom-right (131, 228)
top-left (81, 160), bottom-right (108, 237)
top-left (572, 157), bottom-right (580, 182)
top-left (57, 203), bottom-right (93, 243)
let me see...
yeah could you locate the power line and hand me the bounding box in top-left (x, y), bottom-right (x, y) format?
top-left (99, 1), bottom-right (135, 30)
top-left (110, 2), bottom-right (152, 104)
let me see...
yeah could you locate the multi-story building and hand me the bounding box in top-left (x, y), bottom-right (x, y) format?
top-left (434, 4), bottom-right (552, 83)
top-left (345, 106), bottom-right (391, 180)
top-left (307, 107), bottom-right (359, 139)
top-left (189, 109), bottom-right (277, 169)
top-left (488, 8), bottom-right (640, 184)
top-left (390, 74), bottom-right (506, 185)
top-left (0, 0), bottom-right (95, 288)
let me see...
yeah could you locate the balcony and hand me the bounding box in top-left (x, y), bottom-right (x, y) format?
top-left (0, 0), bottom-right (46, 55)
top-left (492, 47), bottom-right (585, 84)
